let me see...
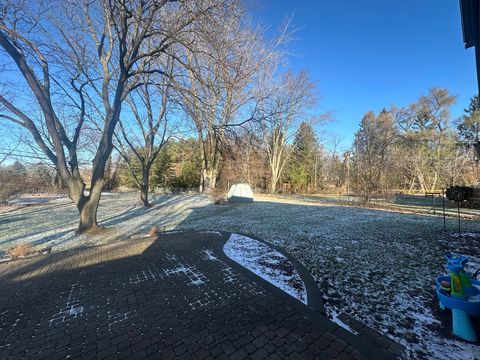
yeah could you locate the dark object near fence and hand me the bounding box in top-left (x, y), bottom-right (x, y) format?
top-left (446, 186), bottom-right (473, 237)
top-left (446, 186), bottom-right (474, 202)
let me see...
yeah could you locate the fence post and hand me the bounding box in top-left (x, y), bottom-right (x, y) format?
top-left (442, 188), bottom-right (447, 234)
top-left (457, 201), bottom-right (461, 237)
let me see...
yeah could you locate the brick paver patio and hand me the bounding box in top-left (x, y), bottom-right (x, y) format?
top-left (0, 231), bottom-right (400, 359)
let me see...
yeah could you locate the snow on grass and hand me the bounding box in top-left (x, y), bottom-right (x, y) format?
top-left (2, 192), bottom-right (480, 359)
top-left (176, 194), bottom-right (480, 360)
top-left (223, 233), bottom-right (307, 304)
top-left (0, 192), bottom-right (211, 254)
top-left (449, 232), bottom-right (480, 238)
top-left (9, 193), bottom-right (69, 205)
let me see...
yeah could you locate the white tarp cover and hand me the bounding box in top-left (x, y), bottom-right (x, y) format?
top-left (227, 183), bottom-right (254, 203)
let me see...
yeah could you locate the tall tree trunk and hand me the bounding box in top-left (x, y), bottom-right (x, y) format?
top-left (199, 139), bottom-right (220, 194)
top-left (268, 136), bottom-right (288, 194)
top-left (201, 167), bottom-right (218, 194)
top-left (140, 185), bottom-right (149, 207)
top-left (72, 180), bottom-right (103, 233)
top-left (54, 171), bottom-right (66, 189)
top-left (77, 197), bottom-right (100, 232)
top-left (408, 177), bottom-right (416, 194)
top-left (140, 168), bottom-right (151, 207)
top-left (417, 171), bottom-right (426, 195)
top-left (270, 173), bottom-right (278, 194)
top-left (269, 156), bottom-right (283, 194)
top-left (430, 172), bottom-right (438, 192)
top-left (69, 104), bottom-right (119, 233)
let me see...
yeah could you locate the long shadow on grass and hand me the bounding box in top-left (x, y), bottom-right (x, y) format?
top-left (0, 193), bottom-right (206, 249)
top-left (3, 199), bottom-right (480, 359)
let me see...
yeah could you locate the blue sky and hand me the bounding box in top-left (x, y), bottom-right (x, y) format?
top-left (0, 1), bottom-right (476, 162)
top-left (257, 0), bottom-right (477, 149)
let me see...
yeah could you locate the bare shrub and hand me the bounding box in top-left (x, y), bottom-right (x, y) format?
top-left (8, 244), bottom-right (32, 259)
top-left (0, 184), bottom-right (22, 204)
top-left (0, 163), bottom-right (25, 204)
top-left (149, 226), bottom-right (162, 236)
top-left (211, 188), bottom-right (227, 204)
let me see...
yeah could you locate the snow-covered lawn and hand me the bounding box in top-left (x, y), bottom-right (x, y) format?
top-left (1, 192), bottom-right (480, 359)
top-left (0, 192), bottom-right (211, 254)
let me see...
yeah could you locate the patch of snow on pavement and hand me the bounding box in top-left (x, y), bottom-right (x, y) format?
top-left (107, 310), bottom-right (136, 332)
top-left (328, 309), bottom-right (358, 335)
top-left (223, 233), bottom-right (307, 304)
top-left (49, 283), bottom-right (86, 326)
top-left (126, 254), bottom-right (208, 288)
top-left (198, 231), bottom-right (223, 235)
top-left (201, 249), bottom-right (218, 261)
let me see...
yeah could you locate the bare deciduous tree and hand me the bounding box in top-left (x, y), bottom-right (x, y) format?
top-left (393, 88), bottom-right (457, 193)
top-left (261, 70), bottom-right (318, 193)
top-left (177, 6), bottom-right (285, 194)
top-left (352, 110), bottom-right (397, 202)
top-left (0, 0), bottom-right (228, 231)
top-left (115, 63), bottom-right (177, 207)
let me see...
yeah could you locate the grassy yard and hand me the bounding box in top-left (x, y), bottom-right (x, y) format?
top-left (1, 192), bottom-right (480, 359)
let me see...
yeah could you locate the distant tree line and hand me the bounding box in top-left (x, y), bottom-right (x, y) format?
top-left (4, 87), bottom-right (479, 207)
top-left (0, 161), bottom-right (63, 203)
top-left (350, 89), bottom-right (480, 201)
top-left (116, 88), bottom-right (480, 203)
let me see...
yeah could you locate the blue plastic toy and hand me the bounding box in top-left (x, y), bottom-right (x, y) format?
top-left (436, 254), bottom-right (480, 342)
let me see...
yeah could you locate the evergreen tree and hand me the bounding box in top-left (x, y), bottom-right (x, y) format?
top-left (119, 139), bottom-right (202, 190)
top-left (118, 148), bottom-right (143, 189)
top-left (165, 139), bottom-right (201, 189)
top-left (151, 148), bottom-right (171, 189)
top-left (287, 163), bottom-right (309, 192)
top-left (457, 95), bottom-right (480, 160)
top-left (295, 122), bottom-right (319, 165)
top-left (288, 122), bottom-right (321, 191)
top-left (458, 95), bottom-right (480, 143)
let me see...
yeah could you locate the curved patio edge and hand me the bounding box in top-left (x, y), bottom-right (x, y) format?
top-left (219, 230), bottom-right (325, 314)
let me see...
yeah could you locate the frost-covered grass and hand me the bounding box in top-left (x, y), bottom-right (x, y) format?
top-left (175, 194), bottom-right (480, 360)
top-left (288, 193), bottom-right (480, 219)
top-left (0, 192), bottom-right (211, 254)
top-left (1, 192), bottom-right (480, 359)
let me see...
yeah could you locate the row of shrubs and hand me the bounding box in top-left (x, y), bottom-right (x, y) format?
top-left (0, 162), bottom-right (64, 204)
